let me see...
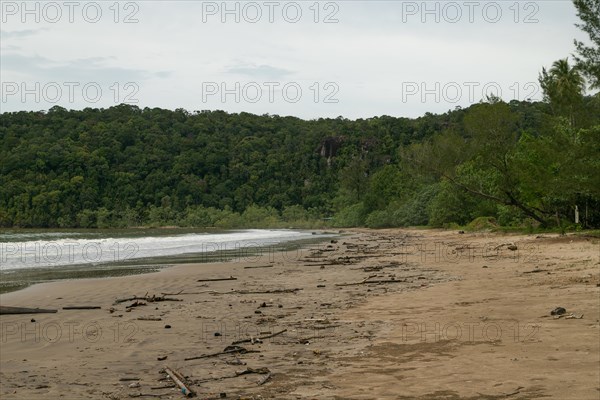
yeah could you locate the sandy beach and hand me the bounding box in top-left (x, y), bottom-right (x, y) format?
top-left (0, 229), bottom-right (598, 399)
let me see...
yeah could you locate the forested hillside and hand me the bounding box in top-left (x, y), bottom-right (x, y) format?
top-left (1, 96), bottom-right (598, 229)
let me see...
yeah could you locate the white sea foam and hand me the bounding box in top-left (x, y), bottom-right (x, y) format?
top-left (0, 229), bottom-right (317, 270)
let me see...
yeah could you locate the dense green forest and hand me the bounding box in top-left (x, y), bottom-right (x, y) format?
top-left (1, 0), bottom-right (599, 231)
top-left (1, 95), bottom-right (598, 230)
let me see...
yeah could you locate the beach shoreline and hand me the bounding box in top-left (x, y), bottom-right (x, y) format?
top-left (0, 228), bottom-right (598, 399)
top-left (0, 230), bottom-right (337, 294)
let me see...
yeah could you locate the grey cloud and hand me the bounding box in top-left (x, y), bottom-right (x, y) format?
top-left (1, 29), bottom-right (47, 39)
top-left (0, 52), bottom-right (170, 83)
top-left (225, 63), bottom-right (294, 79)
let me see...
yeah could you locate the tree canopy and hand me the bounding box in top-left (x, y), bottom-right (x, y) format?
top-left (1, 97), bottom-right (598, 229)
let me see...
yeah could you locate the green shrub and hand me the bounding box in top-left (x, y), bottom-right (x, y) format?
top-left (332, 203), bottom-right (367, 227)
top-left (365, 209), bottom-right (397, 228)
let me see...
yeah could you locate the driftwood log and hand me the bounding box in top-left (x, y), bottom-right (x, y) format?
top-left (335, 279), bottom-right (407, 287)
top-left (0, 306), bottom-right (57, 315)
top-left (114, 294), bottom-right (182, 305)
top-left (164, 366), bottom-right (196, 397)
top-left (196, 276), bottom-right (237, 283)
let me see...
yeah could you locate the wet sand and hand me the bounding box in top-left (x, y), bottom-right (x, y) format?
top-left (0, 229), bottom-right (598, 399)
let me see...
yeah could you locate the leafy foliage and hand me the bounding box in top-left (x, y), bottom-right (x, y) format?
top-left (1, 96), bottom-right (597, 229)
top-left (573, 0), bottom-right (600, 89)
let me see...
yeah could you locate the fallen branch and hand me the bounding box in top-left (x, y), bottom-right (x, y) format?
top-left (196, 276), bottom-right (237, 283)
top-left (338, 255), bottom-right (385, 259)
top-left (129, 393), bottom-right (168, 398)
top-left (63, 306), bottom-right (101, 310)
top-left (206, 288), bottom-right (302, 296)
top-left (126, 301), bottom-right (146, 309)
top-left (335, 279), bottom-right (407, 287)
top-left (164, 366), bottom-right (196, 397)
top-left (234, 288), bottom-right (302, 295)
top-left (0, 306), bottom-right (57, 315)
top-left (244, 264), bottom-right (275, 269)
top-left (114, 294), bottom-right (182, 305)
top-left (137, 316), bottom-right (162, 321)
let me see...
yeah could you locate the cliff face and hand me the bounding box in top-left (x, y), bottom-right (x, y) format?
top-left (315, 136), bottom-right (345, 167)
top-left (317, 136), bottom-right (380, 166)
top-left (318, 136), bottom-right (346, 158)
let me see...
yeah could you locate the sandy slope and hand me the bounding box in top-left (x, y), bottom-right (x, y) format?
top-left (0, 229), bottom-right (598, 399)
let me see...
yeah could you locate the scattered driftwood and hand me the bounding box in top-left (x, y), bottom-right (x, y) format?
top-left (137, 316), bottom-right (162, 321)
top-left (339, 255), bottom-right (383, 259)
top-left (114, 294), bottom-right (182, 305)
top-left (129, 393), bottom-right (167, 398)
top-left (231, 329), bottom-right (287, 345)
top-left (164, 366), bottom-right (196, 397)
top-left (208, 288), bottom-right (302, 295)
top-left (234, 288), bottom-right (302, 295)
top-left (119, 377), bottom-right (141, 381)
top-left (335, 278), bottom-right (407, 287)
top-left (63, 306), bottom-right (101, 310)
top-left (244, 264), bottom-right (275, 269)
top-left (126, 301), bottom-right (146, 309)
top-left (184, 345), bottom-right (260, 361)
top-left (0, 306), bottom-right (57, 315)
top-left (196, 276), bottom-right (237, 283)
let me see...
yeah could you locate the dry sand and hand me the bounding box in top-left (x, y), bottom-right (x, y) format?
top-left (0, 229), bottom-right (598, 399)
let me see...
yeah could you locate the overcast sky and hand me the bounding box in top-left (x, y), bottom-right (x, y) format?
top-left (0, 0), bottom-right (590, 119)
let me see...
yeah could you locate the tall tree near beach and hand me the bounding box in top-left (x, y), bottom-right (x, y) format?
top-left (538, 58), bottom-right (585, 126)
top-left (573, 0), bottom-right (600, 89)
